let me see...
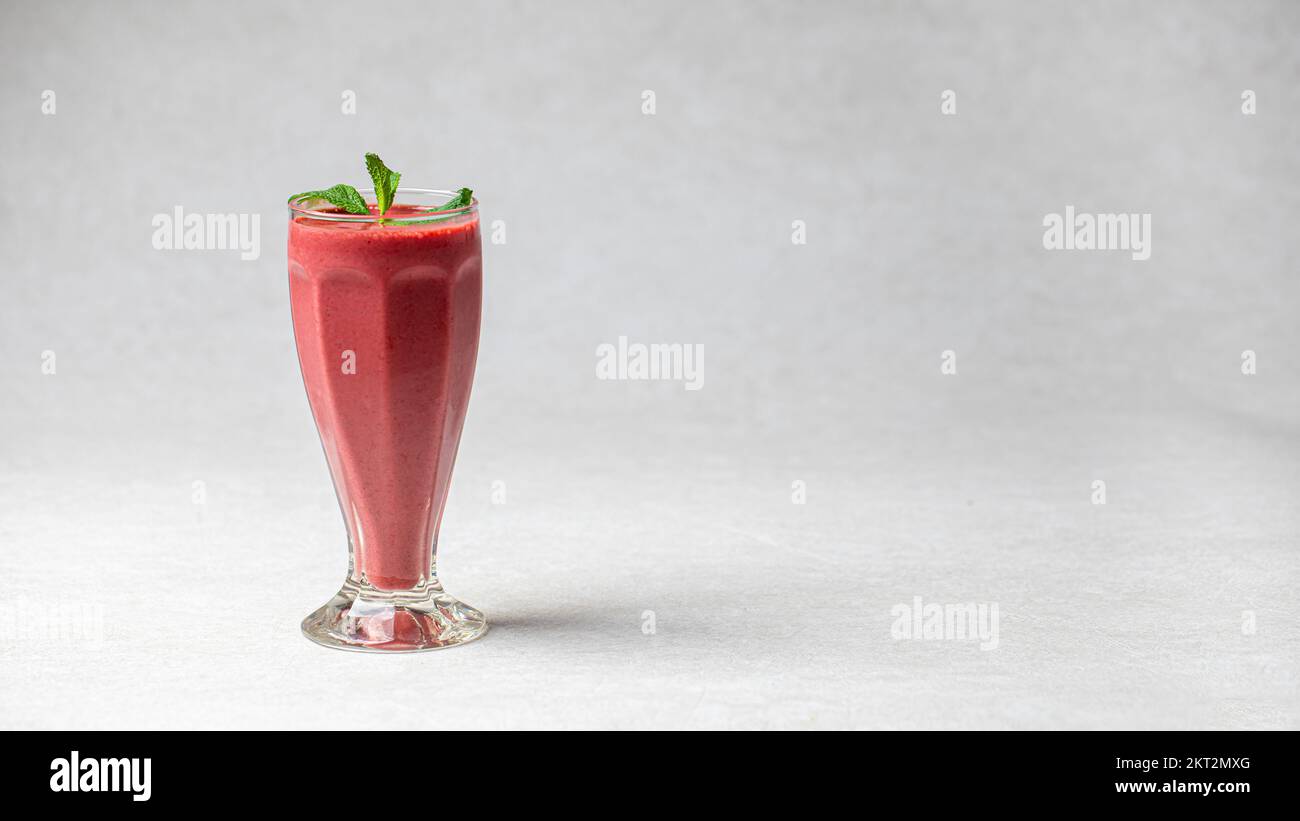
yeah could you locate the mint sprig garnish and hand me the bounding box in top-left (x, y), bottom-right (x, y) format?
top-left (291, 154), bottom-right (473, 223)
top-left (365, 153), bottom-right (401, 216)
top-left (292, 184), bottom-right (368, 214)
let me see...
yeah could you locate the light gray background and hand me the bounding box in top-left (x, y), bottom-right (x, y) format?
top-left (1, 0), bottom-right (1297, 729)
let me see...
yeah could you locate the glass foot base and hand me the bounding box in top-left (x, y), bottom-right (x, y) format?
top-left (301, 579), bottom-right (488, 652)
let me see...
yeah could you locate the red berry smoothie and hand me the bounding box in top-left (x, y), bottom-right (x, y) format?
top-left (288, 204), bottom-right (482, 591)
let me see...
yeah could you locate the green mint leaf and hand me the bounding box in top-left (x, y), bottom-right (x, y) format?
top-left (365, 152), bottom-right (401, 216)
top-left (436, 187), bottom-right (473, 211)
top-left (401, 188), bottom-right (475, 224)
top-left (292, 184), bottom-right (368, 215)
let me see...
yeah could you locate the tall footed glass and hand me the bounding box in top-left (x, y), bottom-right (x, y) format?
top-left (287, 189), bottom-right (487, 651)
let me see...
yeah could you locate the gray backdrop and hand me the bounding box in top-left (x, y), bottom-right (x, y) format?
top-left (1, 0), bottom-right (1296, 728)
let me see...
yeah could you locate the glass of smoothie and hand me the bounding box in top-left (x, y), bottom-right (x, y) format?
top-left (287, 188), bottom-right (487, 651)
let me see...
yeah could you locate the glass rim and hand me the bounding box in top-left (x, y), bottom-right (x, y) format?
top-left (287, 187), bottom-right (478, 223)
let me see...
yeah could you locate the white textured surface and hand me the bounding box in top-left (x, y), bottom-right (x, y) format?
top-left (0, 0), bottom-right (1297, 729)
